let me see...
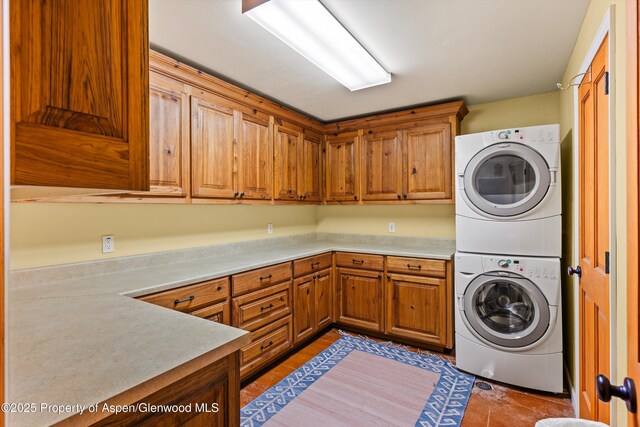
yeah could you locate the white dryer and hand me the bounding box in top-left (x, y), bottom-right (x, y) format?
top-left (454, 252), bottom-right (563, 393)
top-left (455, 124), bottom-right (561, 257)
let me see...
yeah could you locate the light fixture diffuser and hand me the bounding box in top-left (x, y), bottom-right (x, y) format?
top-left (244, 0), bottom-right (391, 91)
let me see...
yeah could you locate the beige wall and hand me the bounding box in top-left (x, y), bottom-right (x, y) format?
top-left (10, 204), bottom-right (316, 269)
top-left (558, 0), bottom-right (627, 423)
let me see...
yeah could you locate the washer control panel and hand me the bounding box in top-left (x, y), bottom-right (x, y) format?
top-left (482, 256), bottom-right (558, 280)
top-left (483, 124), bottom-right (559, 144)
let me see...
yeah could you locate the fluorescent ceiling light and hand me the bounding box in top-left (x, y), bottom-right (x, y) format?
top-left (244, 0), bottom-right (391, 91)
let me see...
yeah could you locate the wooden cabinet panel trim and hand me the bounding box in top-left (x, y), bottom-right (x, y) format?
top-left (314, 268), bottom-right (333, 330)
top-left (240, 315), bottom-right (293, 378)
top-left (386, 256), bottom-right (447, 278)
top-left (232, 281), bottom-right (292, 331)
top-left (336, 267), bottom-right (384, 331)
top-left (139, 277), bottom-right (229, 313)
top-left (362, 129), bottom-right (404, 201)
top-left (293, 252), bottom-right (332, 278)
top-left (335, 252), bottom-right (384, 271)
top-left (232, 262), bottom-right (292, 296)
top-left (293, 273), bottom-right (315, 343)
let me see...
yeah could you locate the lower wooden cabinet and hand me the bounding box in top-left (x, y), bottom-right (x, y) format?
top-left (231, 281), bottom-right (292, 332)
top-left (93, 352), bottom-right (239, 427)
top-left (293, 268), bottom-right (333, 344)
top-left (385, 273), bottom-right (449, 347)
top-left (336, 267), bottom-right (384, 332)
top-left (239, 315), bottom-right (293, 379)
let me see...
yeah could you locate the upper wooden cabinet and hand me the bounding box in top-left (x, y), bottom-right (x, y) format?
top-left (362, 129), bottom-right (404, 201)
top-left (236, 111), bottom-right (273, 200)
top-left (274, 122), bottom-right (302, 200)
top-left (325, 131), bottom-right (360, 202)
top-left (298, 131), bottom-right (323, 202)
top-left (10, 0), bottom-right (149, 191)
top-left (146, 71), bottom-right (190, 197)
top-left (403, 123), bottom-right (452, 200)
top-left (191, 91), bottom-right (236, 199)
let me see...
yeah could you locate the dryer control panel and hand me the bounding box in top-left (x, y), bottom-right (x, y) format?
top-left (483, 124), bottom-right (560, 145)
top-left (482, 256), bottom-right (558, 279)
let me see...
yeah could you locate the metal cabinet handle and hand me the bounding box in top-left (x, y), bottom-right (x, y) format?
top-left (239, 192), bottom-right (245, 197)
top-left (260, 341), bottom-right (274, 351)
top-left (352, 259), bottom-right (364, 265)
top-left (174, 295), bottom-right (195, 305)
top-left (260, 274), bottom-right (273, 281)
top-left (407, 264), bottom-right (422, 270)
top-left (260, 303), bottom-right (274, 311)
top-left (234, 192), bottom-right (239, 197)
top-left (397, 194), bottom-right (402, 199)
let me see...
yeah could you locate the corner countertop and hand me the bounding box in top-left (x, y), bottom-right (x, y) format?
top-left (8, 234), bottom-right (455, 426)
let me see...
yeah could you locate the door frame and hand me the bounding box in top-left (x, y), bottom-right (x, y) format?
top-left (571, 5), bottom-right (617, 422)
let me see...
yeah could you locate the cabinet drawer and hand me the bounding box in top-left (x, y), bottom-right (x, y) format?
top-left (232, 282), bottom-right (292, 331)
top-left (386, 257), bottom-right (447, 278)
top-left (191, 301), bottom-right (230, 325)
top-left (139, 277), bottom-right (229, 313)
top-left (335, 252), bottom-right (384, 271)
top-left (293, 252), bottom-right (332, 278)
top-left (232, 262), bottom-right (292, 296)
top-left (240, 315), bottom-right (293, 378)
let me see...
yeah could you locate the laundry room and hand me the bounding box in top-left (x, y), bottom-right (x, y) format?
top-left (3, 0), bottom-right (639, 427)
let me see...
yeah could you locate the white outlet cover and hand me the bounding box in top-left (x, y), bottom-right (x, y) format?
top-left (102, 235), bottom-right (115, 254)
top-left (388, 223), bottom-right (396, 233)
top-left (267, 224), bottom-right (273, 234)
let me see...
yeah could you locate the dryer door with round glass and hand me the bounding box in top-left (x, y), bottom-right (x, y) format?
top-left (463, 274), bottom-right (550, 348)
top-left (463, 143), bottom-right (551, 217)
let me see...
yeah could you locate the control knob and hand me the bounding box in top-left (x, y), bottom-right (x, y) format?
top-left (498, 131), bottom-right (509, 140)
top-left (498, 259), bottom-right (509, 268)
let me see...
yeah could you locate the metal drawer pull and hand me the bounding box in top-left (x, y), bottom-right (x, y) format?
top-left (407, 264), bottom-right (422, 270)
top-left (259, 274), bottom-right (273, 281)
top-left (174, 295), bottom-right (195, 305)
top-left (260, 341), bottom-right (274, 351)
top-left (311, 262), bottom-right (320, 268)
top-left (260, 303), bottom-right (274, 311)
top-left (352, 259), bottom-right (364, 264)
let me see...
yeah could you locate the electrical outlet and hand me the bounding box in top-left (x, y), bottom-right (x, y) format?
top-left (388, 222), bottom-right (396, 233)
top-left (102, 235), bottom-right (115, 254)
top-left (267, 223), bottom-right (273, 234)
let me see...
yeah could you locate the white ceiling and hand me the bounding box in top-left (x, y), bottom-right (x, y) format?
top-left (149, 0), bottom-right (589, 122)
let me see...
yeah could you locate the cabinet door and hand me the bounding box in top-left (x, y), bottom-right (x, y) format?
top-left (191, 92), bottom-right (236, 198)
top-left (146, 71), bottom-right (190, 197)
top-left (236, 111), bottom-right (273, 200)
top-left (403, 123), bottom-right (452, 200)
top-left (298, 133), bottom-right (323, 202)
top-left (336, 267), bottom-right (383, 331)
top-left (10, 0), bottom-right (149, 191)
top-left (325, 132), bottom-right (360, 202)
top-left (293, 274), bottom-right (315, 343)
top-left (385, 273), bottom-right (448, 346)
top-left (315, 268), bottom-right (333, 329)
top-left (362, 130), bottom-right (404, 200)
top-left (274, 124), bottom-right (301, 200)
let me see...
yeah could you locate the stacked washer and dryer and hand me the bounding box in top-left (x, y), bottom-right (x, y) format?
top-left (454, 124), bottom-right (563, 393)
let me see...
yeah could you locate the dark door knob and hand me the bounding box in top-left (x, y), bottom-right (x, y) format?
top-left (597, 374), bottom-right (637, 413)
top-left (567, 265), bottom-right (582, 277)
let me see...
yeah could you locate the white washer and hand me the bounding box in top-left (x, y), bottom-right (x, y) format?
top-left (455, 124), bottom-right (561, 257)
top-left (454, 252), bottom-right (563, 393)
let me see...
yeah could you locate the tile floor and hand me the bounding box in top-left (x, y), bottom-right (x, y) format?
top-left (240, 329), bottom-right (575, 427)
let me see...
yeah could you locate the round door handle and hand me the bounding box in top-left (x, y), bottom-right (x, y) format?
top-left (597, 375), bottom-right (637, 413)
top-left (567, 265), bottom-right (582, 277)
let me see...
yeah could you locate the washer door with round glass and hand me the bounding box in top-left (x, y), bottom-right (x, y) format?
top-left (463, 274), bottom-right (550, 348)
top-left (463, 143), bottom-right (551, 217)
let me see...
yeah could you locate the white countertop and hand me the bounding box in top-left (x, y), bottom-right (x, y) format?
top-left (8, 236), bottom-right (454, 426)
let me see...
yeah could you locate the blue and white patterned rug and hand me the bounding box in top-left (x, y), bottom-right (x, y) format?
top-left (241, 335), bottom-right (474, 427)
